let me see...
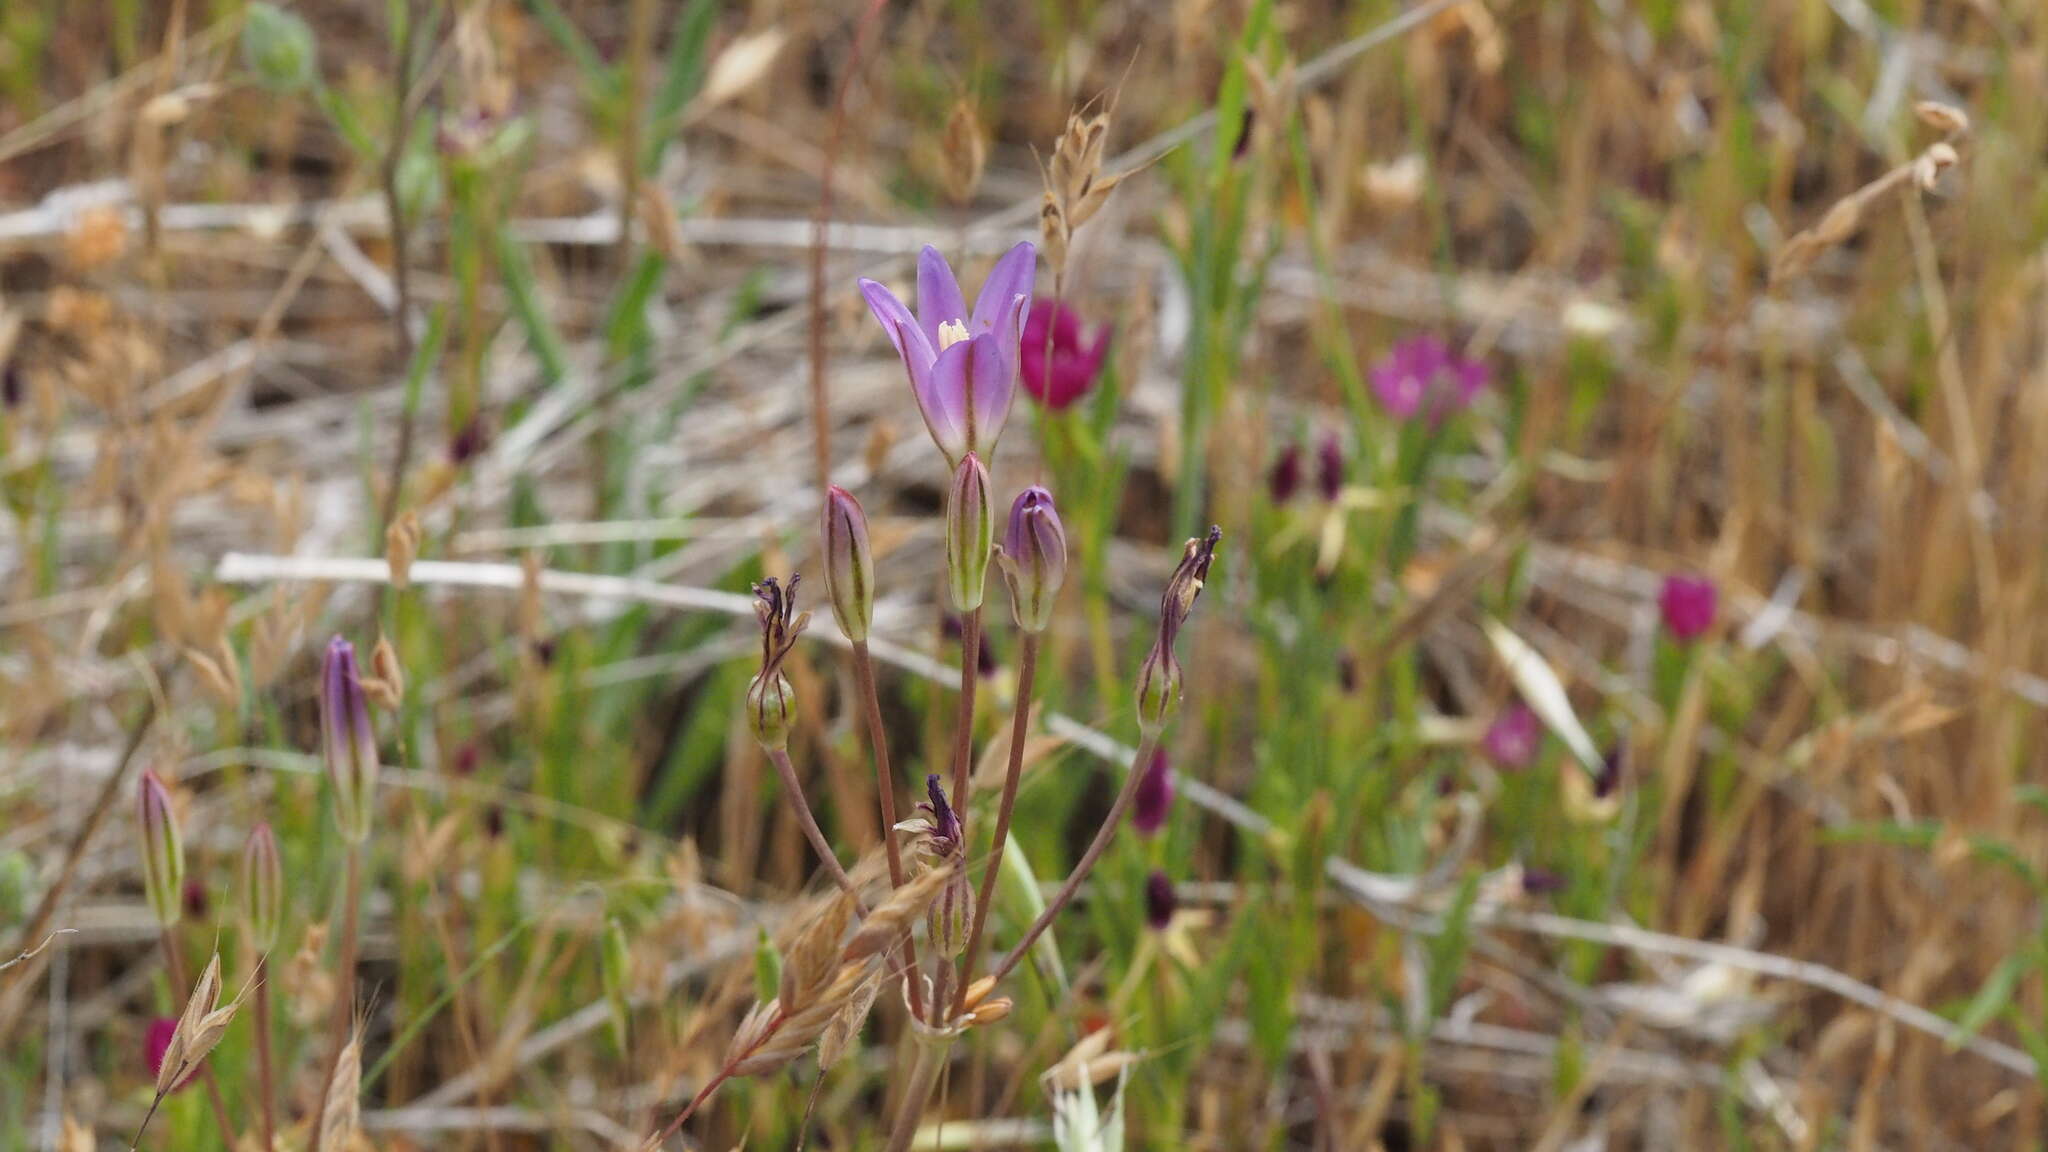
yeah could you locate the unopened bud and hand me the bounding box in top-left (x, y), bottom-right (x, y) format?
top-left (239, 822), bottom-right (283, 951)
top-left (1134, 644), bottom-right (1182, 736)
top-left (927, 864), bottom-right (974, 957)
top-left (945, 453), bottom-right (994, 612)
top-left (321, 636), bottom-right (380, 843)
top-left (138, 770), bottom-right (185, 928)
top-left (821, 486), bottom-right (875, 643)
top-left (746, 672), bottom-right (797, 749)
top-left (997, 486), bottom-right (1067, 633)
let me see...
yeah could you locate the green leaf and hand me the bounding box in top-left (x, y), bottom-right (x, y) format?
top-left (1950, 952), bottom-right (2030, 1049)
top-left (241, 2), bottom-right (316, 93)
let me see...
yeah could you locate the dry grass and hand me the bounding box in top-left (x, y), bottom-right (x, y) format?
top-left (3, 0), bottom-right (2048, 1149)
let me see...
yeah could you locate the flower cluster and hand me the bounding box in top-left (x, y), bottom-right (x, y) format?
top-left (1370, 334), bottom-right (1490, 423)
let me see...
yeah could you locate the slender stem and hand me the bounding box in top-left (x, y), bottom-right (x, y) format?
top-left (254, 956), bottom-right (276, 1152)
top-left (948, 608), bottom-right (982, 812)
top-left (158, 931), bottom-right (236, 1147)
top-left (767, 747), bottom-right (863, 906)
top-left (308, 846), bottom-right (362, 1152)
top-left (989, 732), bottom-right (1157, 989)
top-left (809, 0), bottom-right (891, 495)
top-left (373, 0), bottom-right (418, 543)
top-left (952, 634), bottom-right (1037, 1018)
top-left (648, 1004), bottom-right (787, 1145)
top-left (852, 640), bottom-right (924, 1020)
top-left (884, 1030), bottom-right (954, 1152)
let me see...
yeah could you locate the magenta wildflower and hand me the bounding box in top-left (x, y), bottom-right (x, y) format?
top-left (145, 1017), bottom-right (198, 1093)
top-left (1144, 870), bottom-right (1177, 931)
top-left (859, 243), bottom-right (1036, 467)
top-left (1020, 300), bottom-right (1109, 411)
top-left (1482, 704), bottom-right (1541, 769)
top-left (1316, 431), bottom-right (1345, 501)
top-left (1369, 335), bottom-right (1489, 422)
top-left (1131, 746), bottom-right (1173, 837)
top-left (1268, 442), bottom-right (1302, 503)
top-left (1659, 574), bottom-right (1717, 642)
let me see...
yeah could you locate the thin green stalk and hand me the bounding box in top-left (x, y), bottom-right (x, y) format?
top-left (768, 747), bottom-right (862, 906)
top-left (948, 607), bottom-right (982, 812)
top-left (853, 639), bottom-right (924, 1020)
top-left (254, 956), bottom-right (275, 1152)
top-left (307, 846), bottom-right (362, 1152)
top-left (884, 1029), bottom-right (955, 1152)
top-left (953, 634), bottom-right (1037, 1018)
top-left (989, 732), bottom-right (1157, 989)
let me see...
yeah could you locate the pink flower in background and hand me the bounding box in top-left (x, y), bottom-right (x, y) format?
top-left (1659, 574), bottom-right (1718, 642)
top-left (1020, 300), bottom-right (1110, 411)
top-left (1316, 431), bottom-right (1345, 501)
top-left (1370, 335), bottom-right (1489, 422)
top-left (1268, 442), bottom-right (1302, 503)
top-left (1482, 704), bottom-right (1541, 769)
top-left (1131, 746), bottom-right (1173, 837)
top-left (145, 1017), bottom-right (197, 1093)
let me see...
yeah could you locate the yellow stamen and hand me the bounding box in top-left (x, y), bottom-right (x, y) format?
top-left (937, 319), bottom-right (971, 350)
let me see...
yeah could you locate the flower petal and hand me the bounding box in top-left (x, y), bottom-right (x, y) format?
top-left (859, 278), bottom-right (931, 367)
top-left (961, 330), bottom-right (1014, 456)
top-left (921, 334), bottom-right (974, 465)
top-left (917, 246), bottom-right (968, 346)
top-left (971, 241), bottom-right (1036, 336)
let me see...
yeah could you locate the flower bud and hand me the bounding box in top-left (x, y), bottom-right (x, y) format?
top-left (1144, 870), bottom-right (1177, 931)
top-left (747, 576), bottom-right (809, 749)
top-left (1131, 746), bottom-right (1173, 837)
top-left (321, 636), bottom-right (379, 844)
top-left (138, 770), bottom-right (184, 929)
top-left (944, 452), bottom-right (994, 612)
top-left (927, 864), bottom-right (974, 957)
top-left (1134, 645), bottom-right (1181, 736)
top-left (238, 821), bottom-right (283, 952)
top-left (746, 672), bottom-right (797, 749)
top-left (821, 486), bottom-right (875, 643)
top-left (241, 2), bottom-right (316, 93)
top-left (997, 486), bottom-right (1066, 633)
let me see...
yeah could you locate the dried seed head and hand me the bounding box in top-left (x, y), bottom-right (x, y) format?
top-left (385, 512), bottom-right (421, 590)
top-left (239, 821), bottom-right (283, 952)
top-left (944, 453), bottom-right (994, 612)
top-left (821, 486), bottom-right (875, 643)
top-left (362, 633), bottom-right (405, 711)
top-left (747, 575), bottom-right (811, 749)
top-left (997, 486), bottom-right (1067, 633)
top-left (320, 636), bottom-right (380, 844)
top-left (941, 98), bottom-right (989, 205)
top-left (137, 770), bottom-right (184, 929)
top-left (1134, 527), bottom-right (1221, 735)
top-left (1913, 100), bottom-right (1970, 137)
top-left (318, 1027), bottom-right (363, 1151)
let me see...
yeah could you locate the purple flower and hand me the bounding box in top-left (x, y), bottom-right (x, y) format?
top-left (1520, 866), bottom-right (1564, 896)
top-left (1316, 431), bottom-right (1345, 501)
top-left (1658, 574), bottom-right (1717, 642)
top-left (1020, 300), bottom-right (1110, 411)
top-left (998, 486), bottom-right (1067, 633)
top-left (1482, 704), bottom-right (1541, 769)
top-left (859, 243), bottom-right (1036, 467)
top-left (1131, 746), bottom-right (1173, 837)
top-left (1268, 442), bottom-right (1302, 503)
top-left (919, 774), bottom-right (962, 855)
top-left (1144, 870), bottom-right (1177, 931)
top-left (321, 636), bottom-right (379, 844)
top-left (1369, 335), bottom-right (1489, 422)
